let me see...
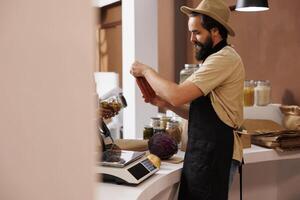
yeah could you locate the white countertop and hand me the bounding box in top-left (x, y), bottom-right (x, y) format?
top-left (243, 144), bottom-right (300, 164)
top-left (96, 146), bottom-right (300, 200)
top-left (95, 151), bottom-right (184, 200)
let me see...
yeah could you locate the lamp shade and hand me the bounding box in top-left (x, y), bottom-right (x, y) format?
top-left (235, 0), bottom-right (269, 12)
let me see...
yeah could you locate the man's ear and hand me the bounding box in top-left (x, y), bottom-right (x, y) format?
top-left (210, 27), bottom-right (219, 37)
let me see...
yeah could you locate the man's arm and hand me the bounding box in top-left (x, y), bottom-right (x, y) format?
top-left (167, 104), bottom-right (190, 120)
top-left (130, 61), bottom-right (204, 106)
top-left (144, 68), bottom-right (203, 106)
top-left (149, 96), bottom-right (190, 120)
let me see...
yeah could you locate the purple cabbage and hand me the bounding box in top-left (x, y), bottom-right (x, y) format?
top-left (148, 133), bottom-right (178, 160)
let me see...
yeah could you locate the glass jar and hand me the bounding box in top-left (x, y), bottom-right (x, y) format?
top-left (136, 77), bottom-right (156, 99)
top-left (243, 80), bottom-right (255, 107)
top-left (143, 125), bottom-right (153, 140)
top-left (150, 117), bottom-right (161, 129)
top-left (179, 64), bottom-right (200, 83)
top-left (100, 93), bottom-right (127, 117)
top-left (153, 127), bottom-right (166, 135)
top-left (255, 80), bottom-right (271, 106)
top-left (160, 116), bottom-right (172, 130)
top-left (166, 121), bottom-right (181, 143)
top-left (165, 120), bottom-right (180, 130)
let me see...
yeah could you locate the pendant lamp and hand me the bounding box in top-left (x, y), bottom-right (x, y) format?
top-left (235, 0), bottom-right (269, 12)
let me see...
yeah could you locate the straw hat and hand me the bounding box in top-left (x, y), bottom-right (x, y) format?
top-left (181, 0), bottom-right (235, 36)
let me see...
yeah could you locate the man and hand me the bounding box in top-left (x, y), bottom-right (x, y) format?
top-left (130, 0), bottom-right (244, 199)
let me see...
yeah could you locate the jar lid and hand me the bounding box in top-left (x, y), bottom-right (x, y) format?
top-left (244, 80), bottom-right (255, 87)
top-left (150, 117), bottom-right (160, 120)
top-left (160, 116), bottom-right (172, 120)
top-left (256, 80), bottom-right (270, 86)
top-left (117, 93), bottom-right (127, 108)
top-left (185, 64), bottom-right (199, 69)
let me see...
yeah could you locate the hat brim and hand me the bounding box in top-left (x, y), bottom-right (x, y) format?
top-left (180, 6), bottom-right (235, 37)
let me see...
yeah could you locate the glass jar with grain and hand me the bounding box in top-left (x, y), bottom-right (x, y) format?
top-left (255, 80), bottom-right (271, 106)
top-left (243, 80), bottom-right (255, 107)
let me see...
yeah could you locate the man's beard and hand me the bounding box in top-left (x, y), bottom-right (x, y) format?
top-left (194, 35), bottom-right (213, 61)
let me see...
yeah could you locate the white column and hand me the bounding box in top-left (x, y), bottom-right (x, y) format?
top-left (122, 0), bottom-right (158, 139)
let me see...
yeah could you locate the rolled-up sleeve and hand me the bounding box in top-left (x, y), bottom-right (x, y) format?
top-left (186, 53), bottom-right (238, 95)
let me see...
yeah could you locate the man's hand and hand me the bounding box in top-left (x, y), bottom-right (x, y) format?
top-left (130, 61), bottom-right (152, 77)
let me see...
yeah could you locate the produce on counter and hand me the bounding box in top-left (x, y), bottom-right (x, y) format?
top-left (148, 133), bottom-right (178, 160)
top-left (147, 154), bottom-right (161, 169)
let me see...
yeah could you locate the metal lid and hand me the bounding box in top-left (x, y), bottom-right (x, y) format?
top-left (150, 117), bottom-right (160, 120)
top-left (118, 93), bottom-right (127, 108)
top-left (185, 64), bottom-right (200, 69)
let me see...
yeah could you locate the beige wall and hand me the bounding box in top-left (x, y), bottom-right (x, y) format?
top-left (0, 1), bottom-right (96, 199)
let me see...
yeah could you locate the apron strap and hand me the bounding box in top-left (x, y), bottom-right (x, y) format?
top-left (239, 158), bottom-right (245, 200)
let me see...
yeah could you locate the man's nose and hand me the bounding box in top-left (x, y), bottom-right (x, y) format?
top-left (190, 33), bottom-right (196, 43)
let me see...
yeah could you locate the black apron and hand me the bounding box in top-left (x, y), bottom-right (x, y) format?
top-left (178, 41), bottom-right (234, 200)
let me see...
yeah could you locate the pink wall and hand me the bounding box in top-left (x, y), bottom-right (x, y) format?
top-left (184, 0), bottom-right (300, 105)
top-left (228, 0), bottom-right (300, 105)
top-left (158, 0), bottom-right (176, 81)
top-left (0, 0), bottom-right (97, 199)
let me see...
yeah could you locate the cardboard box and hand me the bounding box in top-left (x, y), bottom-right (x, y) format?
top-left (241, 119), bottom-right (300, 151)
top-left (242, 119), bottom-right (285, 134)
top-left (240, 119), bottom-right (284, 149)
top-left (240, 133), bottom-right (251, 149)
top-left (239, 119), bottom-right (285, 149)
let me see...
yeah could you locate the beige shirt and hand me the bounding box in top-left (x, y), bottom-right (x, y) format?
top-left (186, 45), bottom-right (245, 162)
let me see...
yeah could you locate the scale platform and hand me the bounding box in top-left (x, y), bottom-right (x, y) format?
top-left (101, 150), bottom-right (146, 168)
top-left (97, 150), bottom-right (159, 185)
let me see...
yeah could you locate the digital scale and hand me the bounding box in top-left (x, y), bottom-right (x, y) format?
top-left (97, 121), bottom-right (158, 185)
top-left (97, 150), bottom-right (158, 185)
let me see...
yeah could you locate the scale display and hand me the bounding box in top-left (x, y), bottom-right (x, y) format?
top-left (128, 159), bottom-right (157, 180)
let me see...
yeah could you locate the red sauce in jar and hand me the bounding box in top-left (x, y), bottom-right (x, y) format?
top-left (136, 77), bottom-right (156, 100)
